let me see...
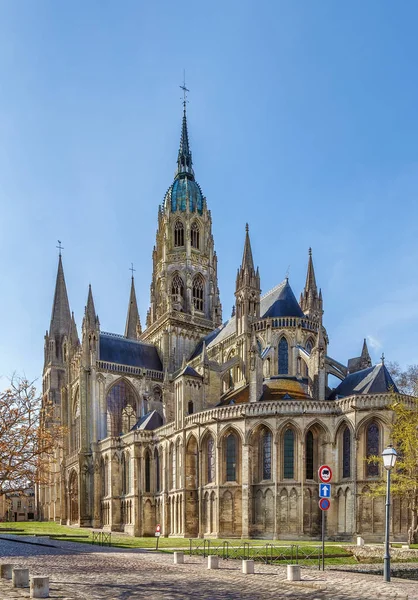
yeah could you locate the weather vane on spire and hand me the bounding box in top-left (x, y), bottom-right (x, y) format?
top-left (56, 240), bottom-right (64, 257)
top-left (179, 70), bottom-right (189, 108)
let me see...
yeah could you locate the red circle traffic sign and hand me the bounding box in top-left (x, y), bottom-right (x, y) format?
top-left (318, 465), bottom-right (332, 483)
top-left (156, 524), bottom-right (161, 532)
top-left (319, 498), bottom-right (330, 511)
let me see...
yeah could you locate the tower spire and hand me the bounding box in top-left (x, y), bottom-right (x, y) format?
top-left (176, 75), bottom-right (194, 179)
top-left (49, 253), bottom-right (71, 337)
top-left (241, 223), bottom-right (255, 272)
top-left (125, 274), bottom-right (142, 339)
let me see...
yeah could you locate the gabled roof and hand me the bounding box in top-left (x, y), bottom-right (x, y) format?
top-left (99, 333), bottom-right (162, 371)
top-left (178, 365), bottom-right (202, 378)
top-left (328, 363), bottom-right (398, 400)
top-left (132, 410), bottom-right (163, 431)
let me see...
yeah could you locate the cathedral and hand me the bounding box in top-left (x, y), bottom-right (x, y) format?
top-left (38, 101), bottom-right (412, 541)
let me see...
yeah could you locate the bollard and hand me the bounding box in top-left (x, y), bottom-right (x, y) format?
top-left (287, 565), bottom-right (301, 581)
top-left (30, 576), bottom-right (49, 598)
top-left (242, 559), bottom-right (254, 574)
top-left (13, 568), bottom-right (30, 588)
top-left (174, 552), bottom-right (184, 565)
top-left (356, 536), bottom-right (365, 546)
top-left (0, 563), bottom-right (14, 579)
top-left (207, 555), bottom-right (219, 569)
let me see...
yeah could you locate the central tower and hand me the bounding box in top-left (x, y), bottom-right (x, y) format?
top-left (142, 101), bottom-right (222, 372)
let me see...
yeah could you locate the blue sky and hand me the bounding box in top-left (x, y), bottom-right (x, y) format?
top-left (1, 1), bottom-right (418, 385)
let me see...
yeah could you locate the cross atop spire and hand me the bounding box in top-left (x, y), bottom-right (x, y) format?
top-left (179, 70), bottom-right (189, 108)
top-left (129, 262), bottom-right (136, 279)
top-left (56, 240), bottom-right (64, 257)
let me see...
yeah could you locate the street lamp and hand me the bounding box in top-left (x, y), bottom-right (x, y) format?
top-left (382, 444), bottom-right (398, 583)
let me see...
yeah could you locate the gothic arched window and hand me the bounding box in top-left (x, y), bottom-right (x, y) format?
top-left (283, 428), bottom-right (295, 479)
top-left (306, 338), bottom-right (314, 354)
top-left (366, 422), bottom-right (380, 477)
top-left (171, 273), bottom-right (184, 308)
top-left (145, 450), bottom-right (151, 492)
top-left (343, 426), bottom-right (351, 478)
top-left (174, 220), bottom-right (184, 247)
top-left (106, 380), bottom-right (137, 438)
top-left (191, 221), bottom-right (200, 249)
top-left (207, 436), bottom-right (215, 483)
top-left (262, 429), bottom-right (272, 480)
top-left (278, 337), bottom-right (289, 374)
top-left (71, 394), bottom-right (80, 453)
top-left (305, 430), bottom-right (314, 479)
top-left (155, 449), bottom-right (161, 492)
top-left (188, 400), bottom-right (194, 415)
top-left (192, 274), bottom-right (204, 312)
top-left (226, 433), bottom-right (237, 482)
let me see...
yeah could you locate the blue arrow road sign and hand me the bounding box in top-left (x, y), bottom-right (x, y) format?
top-left (319, 483), bottom-right (331, 498)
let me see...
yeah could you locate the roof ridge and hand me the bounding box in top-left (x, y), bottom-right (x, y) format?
top-left (260, 279), bottom-right (286, 300)
top-left (100, 331), bottom-right (156, 348)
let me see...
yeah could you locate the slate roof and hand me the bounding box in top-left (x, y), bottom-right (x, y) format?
top-left (262, 377), bottom-right (310, 401)
top-left (178, 365), bottom-right (202, 378)
top-left (190, 279), bottom-right (303, 360)
top-left (261, 279), bottom-right (305, 319)
top-left (328, 363), bottom-right (398, 400)
top-left (99, 333), bottom-right (162, 371)
top-left (132, 410), bottom-right (163, 431)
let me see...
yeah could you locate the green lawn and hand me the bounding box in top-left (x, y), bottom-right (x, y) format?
top-left (0, 522), bottom-right (414, 568)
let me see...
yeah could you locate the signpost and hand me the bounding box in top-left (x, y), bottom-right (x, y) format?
top-left (155, 524), bottom-right (161, 550)
top-left (318, 465), bottom-right (332, 571)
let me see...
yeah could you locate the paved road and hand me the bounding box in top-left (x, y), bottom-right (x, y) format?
top-left (0, 535), bottom-right (416, 599)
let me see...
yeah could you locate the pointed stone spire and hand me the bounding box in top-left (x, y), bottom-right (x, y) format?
top-left (360, 338), bottom-right (372, 369)
top-left (241, 223), bottom-right (255, 272)
top-left (49, 255), bottom-right (71, 337)
top-left (176, 102), bottom-right (195, 180)
top-left (304, 247), bottom-right (317, 295)
top-left (125, 276), bottom-right (141, 340)
top-left (85, 284), bottom-right (97, 328)
top-left (300, 248), bottom-right (321, 319)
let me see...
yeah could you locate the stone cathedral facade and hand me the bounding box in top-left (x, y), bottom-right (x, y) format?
top-left (39, 103), bottom-right (413, 541)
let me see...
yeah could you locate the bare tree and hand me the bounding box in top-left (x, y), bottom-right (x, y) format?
top-left (0, 375), bottom-right (63, 493)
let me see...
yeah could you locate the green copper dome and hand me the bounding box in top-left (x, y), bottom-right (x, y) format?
top-left (165, 175), bottom-right (203, 213)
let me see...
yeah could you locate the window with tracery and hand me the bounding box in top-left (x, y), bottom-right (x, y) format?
top-left (262, 429), bottom-right (272, 480)
top-left (278, 337), bottom-right (289, 374)
top-left (366, 422), bottom-right (379, 477)
top-left (226, 433), bottom-right (237, 482)
top-left (305, 430), bottom-right (314, 479)
top-left (191, 221), bottom-right (200, 249)
top-left (283, 428), bottom-right (295, 479)
top-left (174, 220), bottom-right (184, 247)
top-left (171, 274), bottom-right (184, 307)
top-left (306, 338), bottom-right (313, 354)
top-left (192, 275), bottom-right (204, 311)
top-left (343, 426), bottom-right (351, 478)
top-left (106, 380), bottom-right (137, 437)
top-left (207, 436), bottom-right (215, 483)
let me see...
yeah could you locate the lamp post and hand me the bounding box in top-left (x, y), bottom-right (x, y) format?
top-left (382, 445), bottom-right (398, 583)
